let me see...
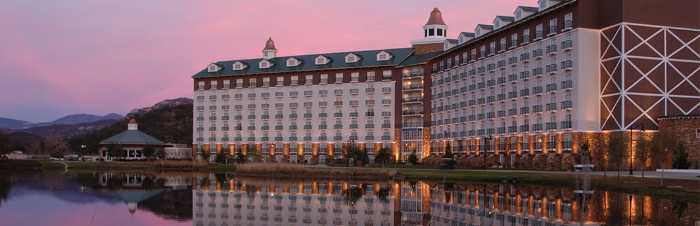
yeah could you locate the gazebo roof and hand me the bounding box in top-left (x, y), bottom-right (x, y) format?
top-left (100, 130), bottom-right (164, 146)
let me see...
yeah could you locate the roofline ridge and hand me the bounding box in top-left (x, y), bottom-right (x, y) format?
top-left (214, 47), bottom-right (413, 64)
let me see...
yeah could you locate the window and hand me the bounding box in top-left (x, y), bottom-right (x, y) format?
top-left (535, 24), bottom-right (543, 39)
top-left (197, 81), bottom-right (205, 90)
top-left (320, 74), bottom-right (328, 84)
top-left (549, 18), bottom-right (558, 34)
top-left (335, 73), bottom-right (343, 83)
top-left (259, 60), bottom-right (272, 69)
top-left (511, 33), bottom-right (518, 48)
top-left (286, 57), bottom-right (300, 67)
top-left (437, 28), bottom-right (443, 36)
top-left (345, 53), bottom-right (360, 63)
top-left (523, 29), bottom-right (530, 43)
top-left (367, 71), bottom-right (375, 81)
top-left (276, 77), bottom-right (283, 86)
top-left (304, 75), bottom-right (313, 85)
top-left (376, 51), bottom-right (392, 61)
top-left (248, 78), bottom-right (257, 88)
top-left (232, 62), bottom-right (246, 70)
top-left (315, 55), bottom-right (329, 65)
top-left (696, 128), bottom-right (700, 139)
top-left (500, 38), bottom-right (507, 52)
top-left (382, 70), bottom-right (392, 79)
top-left (564, 13), bottom-right (573, 30)
top-left (351, 72), bottom-right (359, 82)
top-left (207, 63), bottom-right (221, 72)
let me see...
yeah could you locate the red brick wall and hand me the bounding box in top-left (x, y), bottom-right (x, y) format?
top-left (658, 116), bottom-right (700, 169)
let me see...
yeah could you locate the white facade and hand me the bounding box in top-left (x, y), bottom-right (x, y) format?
top-left (193, 76), bottom-right (396, 160)
top-left (430, 26), bottom-right (599, 153)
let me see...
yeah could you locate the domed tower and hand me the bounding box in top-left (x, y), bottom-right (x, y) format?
top-left (424, 8), bottom-right (448, 39)
top-left (412, 8), bottom-right (449, 54)
top-left (262, 37), bottom-right (277, 59)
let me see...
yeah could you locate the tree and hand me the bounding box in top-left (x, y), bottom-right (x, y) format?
top-left (201, 149), bottom-right (211, 162)
top-left (374, 148), bottom-right (392, 165)
top-left (0, 132), bottom-right (10, 155)
top-left (235, 151), bottom-right (246, 163)
top-left (635, 132), bottom-right (650, 175)
top-left (607, 133), bottom-right (627, 178)
top-left (215, 152), bottom-right (226, 164)
top-left (650, 130), bottom-right (674, 169)
top-left (408, 151), bottom-right (418, 165)
top-left (672, 143), bottom-right (690, 169)
top-left (591, 134), bottom-right (608, 174)
top-left (347, 144), bottom-right (368, 166)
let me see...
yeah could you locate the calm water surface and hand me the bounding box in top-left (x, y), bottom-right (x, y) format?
top-left (0, 171), bottom-right (698, 226)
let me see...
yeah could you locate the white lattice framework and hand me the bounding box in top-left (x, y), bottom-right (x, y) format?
top-left (600, 22), bottom-right (700, 130)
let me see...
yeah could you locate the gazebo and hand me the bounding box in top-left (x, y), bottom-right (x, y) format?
top-left (99, 119), bottom-right (166, 161)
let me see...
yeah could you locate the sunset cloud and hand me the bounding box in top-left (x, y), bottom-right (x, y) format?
top-left (0, 0), bottom-right (537, 122)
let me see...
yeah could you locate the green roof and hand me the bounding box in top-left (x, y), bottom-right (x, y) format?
top-left (193, 48), bottom-right (414, 78)
top-left (100, 130), bottom-right (164, 146)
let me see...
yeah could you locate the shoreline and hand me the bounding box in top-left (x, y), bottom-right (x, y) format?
top-left (1, 160), bottom-right (698, 201)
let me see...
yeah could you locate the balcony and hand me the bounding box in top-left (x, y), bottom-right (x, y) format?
top-left (561, 80), bottom-right (573, 89)
top-left (508, 126), bottom-right (518, 133)
top-left (546, 103), bottom-right (558, 111)
top-left (520, 107), bottom-right (530, 114)
top-left (546, 83), bottom-right (558, 92)
top-left (508, 109), bottom-right (518, 116)
top-left (532, 86), bottom-right (543, 95)
top-left (520, 89), bottom-right (530, 97)
top-left (532, 123), bottom-right (543, 131)
top-left (532, 105), bottom-right (543, 113)
top-left (560, 121), bottom-right (572, 129)
top-left (561, 101), bottom-right (573, 109)
top-left (546, 122), bottom-right (557, 130)
top-left (561, 40), bottom-right (573, 50)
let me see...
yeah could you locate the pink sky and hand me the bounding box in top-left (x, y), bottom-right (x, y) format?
top-left (0, 0), bottom-right (537, 122)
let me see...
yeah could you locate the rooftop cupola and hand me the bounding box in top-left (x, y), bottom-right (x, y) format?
top-left (262, 37), bottom-right (277, 59)
top-left (128, 118), bottom-right (138, 131)
top-left (423, 8), bottom-right (448, 39)
top-left (411, 7), bottom-right (449, 54)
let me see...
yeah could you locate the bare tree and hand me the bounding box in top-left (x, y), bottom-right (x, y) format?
top-left (607, 132), bottom-right (627, 179)
top-left (590, 133), bottom-right (608, 176)
top-left (44, 136), bottom-right (69, 157)
top-left (635, 132), bottom-right (650, 179)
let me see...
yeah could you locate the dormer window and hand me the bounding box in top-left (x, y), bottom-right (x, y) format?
top-left (315, 55), bottom-right (329, 65)
top-left (207, 63), bottom-right (221, 72)
top-left (344, 53), bottom-right (360, 63)
top-left (232, 61), bottom-right (247, 71)
top-left (259, 60), bottom-right (272, 69)
top-left (376, 51), bottom-right (392, 61)
top-left (286, 57), bottom-right (301, 67)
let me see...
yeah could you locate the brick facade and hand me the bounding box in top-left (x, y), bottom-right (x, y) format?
top-left (658, 116), bottom-right (700, 168)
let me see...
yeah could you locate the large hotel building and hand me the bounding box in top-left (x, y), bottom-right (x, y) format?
top-left (192, 0), bottom-right (700, 168)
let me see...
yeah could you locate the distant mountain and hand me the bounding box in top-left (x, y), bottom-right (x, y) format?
top-left (52, 113), bottom-right (122, 125)
top-left (21, 119), bottom-right (119, 138)
top-left (0, 113), bottom-right (122, 130)
top-left (128, 98), bottom-right (192, 116)
top-left (0, 117), bottom-right (30, 129)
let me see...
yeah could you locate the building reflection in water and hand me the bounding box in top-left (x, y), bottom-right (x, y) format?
top-left (62, 172), bottom-right (697, 226)
top-left (190, 174), bottom-right (667, 226)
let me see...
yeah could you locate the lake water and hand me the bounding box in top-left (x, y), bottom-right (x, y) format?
top-left (0, 171), bottom-right (698, 226)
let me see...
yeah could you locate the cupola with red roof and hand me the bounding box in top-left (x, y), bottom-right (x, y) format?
top-left (262, 37), bottom-right (277, 59)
